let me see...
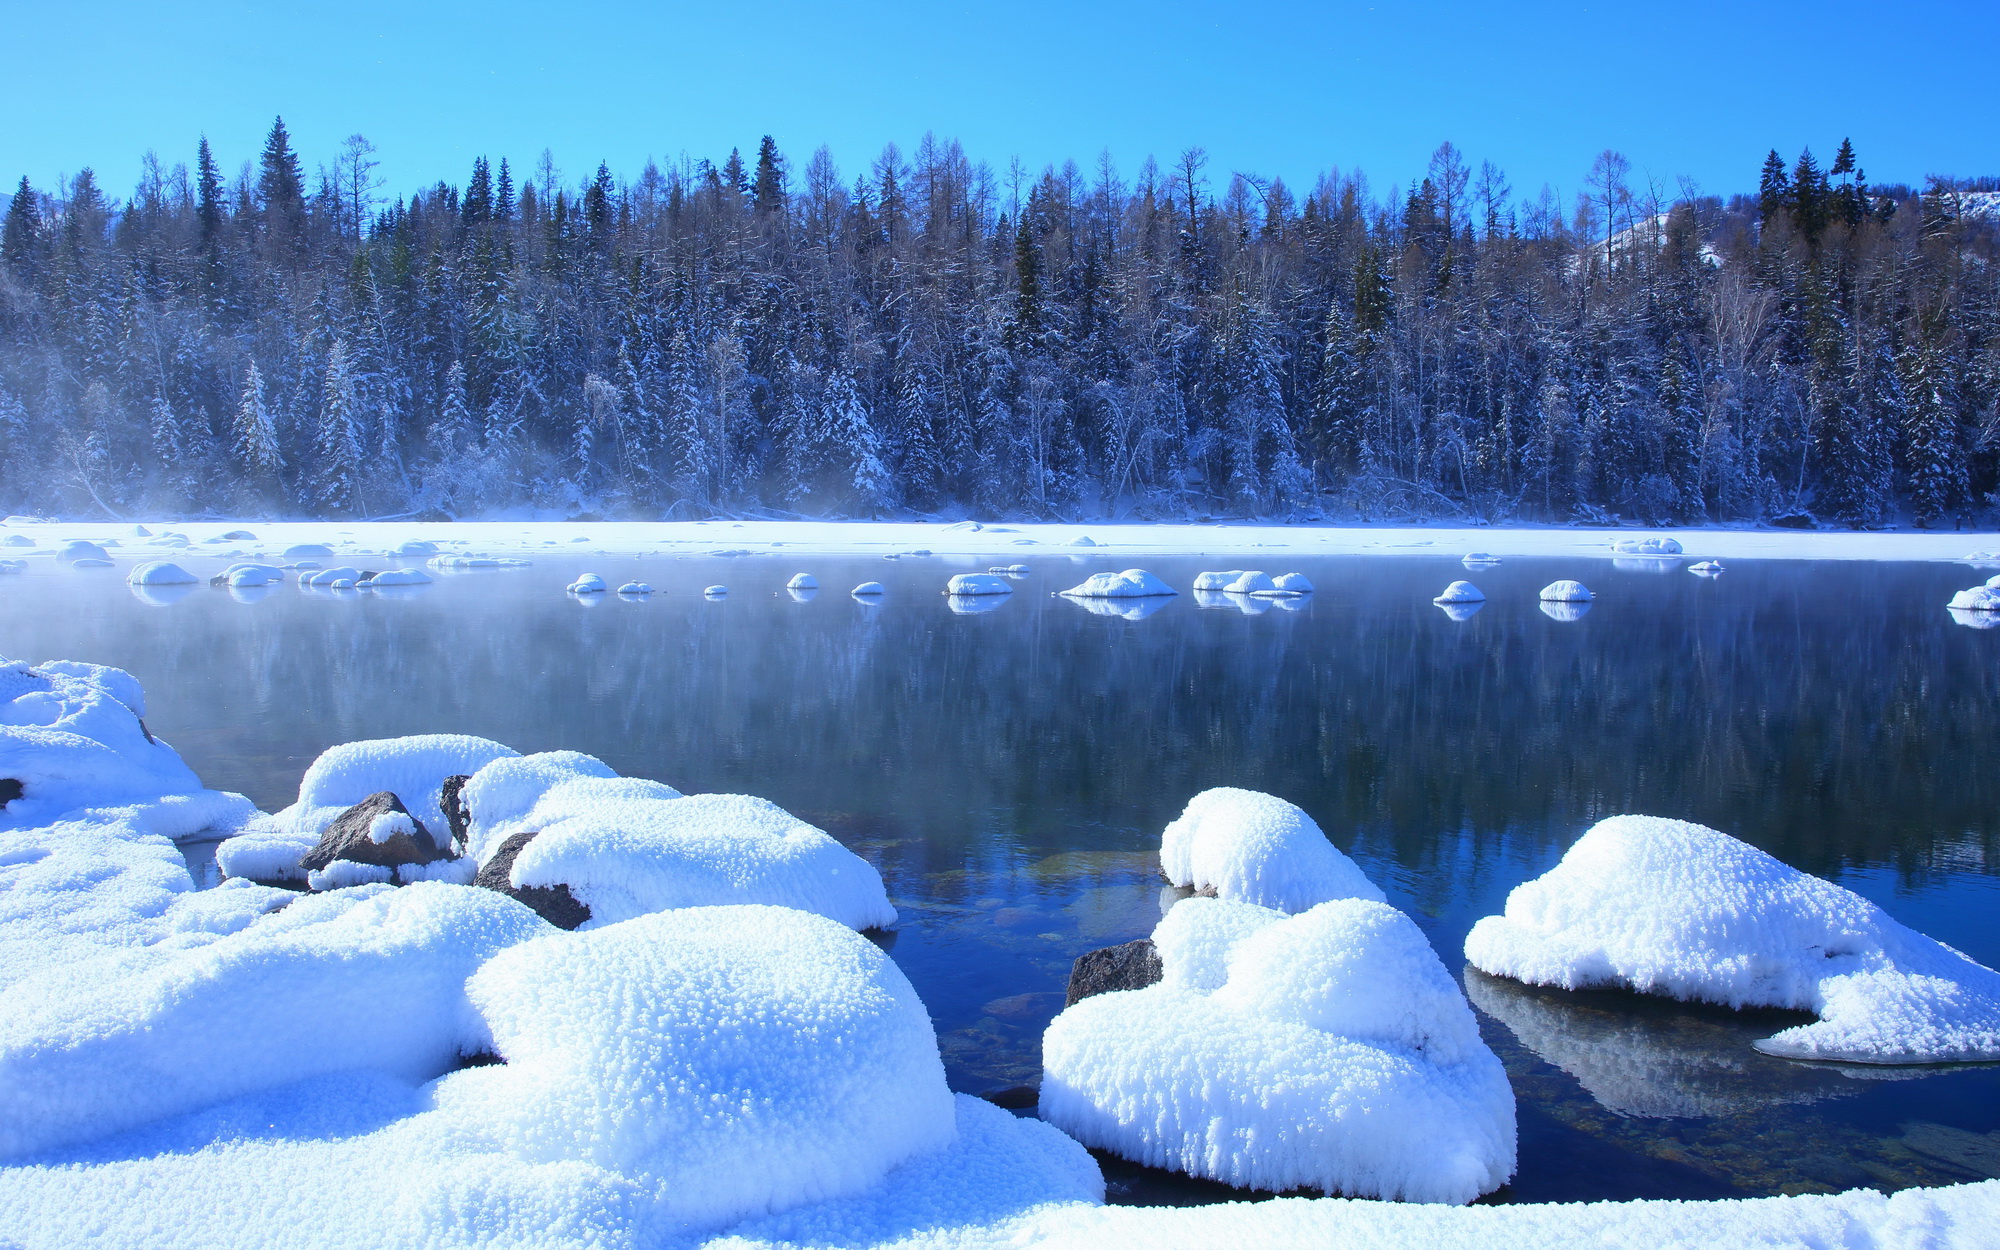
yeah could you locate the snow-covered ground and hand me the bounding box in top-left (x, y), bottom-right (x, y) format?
top-left (4, 516), bottom-right (2000, 564)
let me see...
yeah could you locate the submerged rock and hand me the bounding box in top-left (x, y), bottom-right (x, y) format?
top-left (1064, 938), bottom-right (1163, 1007)
top-left (473, 830), bottom-right (592, 930)
top-left (298, 791), bottom-right (451, 875)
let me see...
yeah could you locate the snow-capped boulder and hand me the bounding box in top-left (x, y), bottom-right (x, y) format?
top-left (566, 573), bottom-right (607, 594)
top-left (474, 831), bottom-right (591, 929)
top-left (1193, 570), bottom-right (1248, 591)
top-left (1463, 552), bottom-right (1501, 565)
top-left (1464, 816), bottom-right (2000, 1064)
top-left (1159, 788), bottom-right (1384, 913)
top-left (787, 572), bottom-right (818, 590)
top-left (442, 904), bottom-right (956, 1232)
top-left (1947, 585), bottom-right (2000, 612)
top-left (1061, 569), bottom-right (1176, 598)
top-left (216, 530), bottom-right (257, 541)
top-left (1068, 535), bottom-right (1098, 547)
top-left (362, 567), bottom-right (432, 587)
top-left (126, 561), bottom-right (198, 586)
top-left (0, 559), bottom-right (23, 574)
top-left (615, 581), bottom-right (651, 594)
top-left (1040, 896), bottom-right (1516, 1203)
top-left (851, 581), bottom-right (886, 597)
top-left (2, 533), bottom-right (34, 547)
top-left (1219, 570), bottom-right (1277, 594)
top-left (303, 566), bottom-right (366, 587)
top-left (393, 540), bottom-right (437, 555)
top-left (219, 563), bottom-right (285, 587)
top-left (298, 791), bottom-right (453, 886)
top-left (1690, 560), bottom-right (1724, 576)
top-left (458, 750), bottom-right (619, 865)
top-left (1539, 579), bottom-right (1593, 602)
top-left (1434, 580), bottom-right (1485, 604)
top-left (1064, 938), bottom-right (1162, 1006)
top-left (1271, 572), bottom-right (1313, 594)
top-left (1612, 536), bottom-right (1684, 556)
top-left (704, 584), bottom-right (728, 596)
top-left (282, 543), bottom-right (335, 560)
top-left (57, 540), bottom-right (109, 563)
top-left (947, 572), bottom-right (1014, 596)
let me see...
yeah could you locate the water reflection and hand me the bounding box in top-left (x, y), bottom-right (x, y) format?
top-left (1437, 601), bottom-right (1485, 622)
top-left (1949, 608), bottom-right (2000, 630)
top-left (1065, 596), bottom-right (1170, 621)
top-left (1614, 557), bottom-right (1683, 574)
top-left (788, 587), bottom-right (819, 603)
top-left (1193, 589), bottom-right (1272, 615)
top-left (1540, 599), bottom-right (1592, 622)
top-left (946, 593), bottom-right (1008, 615)
top-left (129, 583), bottom-right (200, 607)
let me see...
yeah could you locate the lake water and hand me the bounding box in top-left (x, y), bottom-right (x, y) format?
top-left (6, 551), bottom-right (2000, 1204)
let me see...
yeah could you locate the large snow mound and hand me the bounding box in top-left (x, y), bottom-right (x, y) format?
top-left (448, 905), bottom-right (955, 1231)
top-left (1159, 787), bottom-right (1384, 913)
top-left (1538, 579), bottom-right (1592, 602)
top-left (1061, 568), bottom-right (1177, 598)
top-left (1464, 816), bottom-right (2000, 1063)
top-left (1434, 580), bottom-right (1485, 604)
top-left (216, 734), bottom-right (519, 880)
top-left (126, 561), bottom-right (198, 585)
top-left (510, 785), bottom-right (896, 931)
top-left (946, 572), bottom-right (1013, 596)
top-left (0, 881), bottom-right (551, 1160)
top-left (460, 749), bottom-right (622, 864)
top-left (1947, 585), bottom-right (2000, 611)
top-left (1040, 896), bottom-right (1516, 1203)
top-left (1611, 537), bottom-right (1683, 555)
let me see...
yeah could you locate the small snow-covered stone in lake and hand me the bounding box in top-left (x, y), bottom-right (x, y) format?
top-left (1434, 580), bottom-right (1485, 604)
top-left (0, 559), bottom-right (23, 574)
top-left (393, 540), bottom-right (437, 555)
top-left (282, 543), bottom-right (334, 560)
top-left (1193, 570), bottom-right (1248, 591)
top-left (1690, 560), bottom-right (1724, 575)
top-left (1463, 551), bottom-right (1501, 565)
top-left (947, 572), bottom-right (1013, 596)
top-left (1006, 563), bottom-right (1031, 574)
top-left (851, 581), bottom-right (885, 597)
top-left (363, 568), bottom-right (432, 587)
top-left (615, 581), bottom-right (651, 595)
top-left (1540, 579), bottom-right (1593, 602)
top-left (1062, 569), bottom-right (1176, 598)
top-left (125, 561), bottom-right (197, 586)
top-left (57, 540), bottom-right (110, 563)
top-left (1068, 535), bottom-right (1099, 547)
top-left (1612, 536), bottom-right (1684, 555)
top-left (566, 573), bottom-right (607, 594)
top-left (1465, 816), bottom-right (2000, 1064)
top-left (703, 584), bottom-right (728, 597)
top-left (1271, 572), bottom-right (1313, 594)
top-left (1, 534), bottom-right (33, 547)
top-left (1220, 570), bottom-right (1278, 594)
top-left (787, 572), bottom-right (818, 590)
top-left (1947, 585), bottom-right (2000, 612)
top-left (1040, 895), bottom-right (1515, 1203)
top-left (301, 566), bottom-right (364, 587)
top-left (1160, 788), bottom-right (1383, 914)
top-left (220, 563), bottom-right (285, 587)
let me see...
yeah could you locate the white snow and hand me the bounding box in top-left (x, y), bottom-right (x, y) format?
top-left (460, 750), bottom-right (620, 865)
top-left (1040, 896), bottom-right (1516, 1203)
top-left (616, 581), bottom-right (653, 594)
top-left (1947, 585), bottom-right (2000, 611)
top-left (788, 573), bottom-right (819, 590)
top-left (1193, 570), bottom-right (1248, 591)
top-left (946, 573), bottom-right (1013, 596)
top-left (216, 735), bottom-right (518, 881)
top-left (301, 566), bottom-right (365, 587)
top-left (1219, 570), bottom-right (1277, 594)
top-left (705, 584), bottom-right (729, 596)
top-left (281, 543), bottom-right (334, 559)
top-left (1538, 579), bottom-right (1592, 602)
top-left (126, 561), bottom-right (198, 585)
top-left (1689, 560), bottom-right (1724, 575)
top-left (1061, 569), bottom-right (1177, 598)
top-left (1271, 572), bottom-right (1313, 594)
top-left (852, 581), bottom-right (886, 597)
top-left (1158, 788), bottom-right (1385, 913)
top-left (306, 859), bottom-right (393, 890)
top-left (1464, 816), bottom-right (2000, 1064)
top-left (221, 562), bottom-right (286, 586)
top-left (1433, 580), bottom-right (1485, 604)
top-left (568, 572), bottom-right (609, 593)
top-left (57, 540), bottom-right (109, 562)
top-left (1612, 537), bottom-right (1684, 555)
top-left (361, 567), bottom-right (432, 587)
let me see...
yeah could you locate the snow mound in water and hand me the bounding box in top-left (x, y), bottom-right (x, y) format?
top-left (0, 881), bottom-right (551, 1160)
top-left (282, 543), bottom-right (334, 560)
top-left (221, 562), bottom-right (285, 586)
top-left (1062, 569), bottom-right (1177, 598)
top-left (1219, 570), bottom-right (1277, 594)
top-left (216, 735), bottom-right (518, 880)
top-left (1159, 788), bottom-right (1384, 913)
top-left (1463, 551), bottom-right (1501, 565)
top-left (567, 573), bottom-right (607, 594)
top-left (446, 904), bottom-right (954, 1231)
top-left (1690, 560), bottom-right (1724, 575)
top-left (1193, 570), bottom-right (1248, 591)
top-left (1612, 537), bottom-right (1683, 555)
top-left (362, 567), bottom-right (431, 587)
top-left (58, 540), bottom-right (109, 563)
top-left (1040, 896), bottom-right (1515, 1203)
top-left (947, 572), bottom-right (1013, 595)
top-left (509, 784), bottom-right (895, 931)
top-left (851, 581), bottom-right (885, 597)
top-left (1434, 580), bottom-right (1485, 603)
top-left (1947, 585), bottom-right (2000, 611)
top-left (704, 584), bottom-right (728, 597)
top-left (787, 573), bottom-right (818, 590)
top-left (1068, 535), bottom-right (1098, 547)
top-left (1271, 572), bottom-right (1313, 594)
top-left (126, 561), bottom-right (197, 586)
top-left (615, 581), bottom-right (651, 594)
top-left (1464, 816), bottom-right (2000, 1064)
top-left (1539, 579), bottom-right (1592, 602)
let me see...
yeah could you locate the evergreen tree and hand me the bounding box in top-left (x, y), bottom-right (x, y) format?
top-left (494, 158), bottom-right (515, 221)
top-left (823, 368), bottom-right (893, 513)
top-left (463, 157), bottom-right (492, 226)
top-left (1758, 150), bottom-right (1793, 226)
top-left (256, 117), bottom-right (307, 244)
top-left (312, 341), bottom-right (364, 512)
top-left (1, 177), bottom-right (38, 274)
top-left (232, 363), bottom-right (282, 479)
top-left (752, 136), bottom-right (787, 215)
top-left (1901, 337), bottom-right (1963, 527)
top-left (428, 361), bottom-right (475, 458)
top-left (195, 137), bottom-right (225, 250)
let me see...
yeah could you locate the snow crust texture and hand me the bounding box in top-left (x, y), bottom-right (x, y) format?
top-left (1465, 816), bottom-right (2000, 1063)
top-left (1158, 787), bottom-right (1383, 913)
top-left (1040, 895), bottom-right (1517, 1203)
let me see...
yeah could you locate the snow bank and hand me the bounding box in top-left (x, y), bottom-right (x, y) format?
top-left (1538, 579), bottom-right (1592, 602)
top-left (1464, 816), bottom-right (2000, 1063)
top-left (1612, 537), bottom-right (1684, 555)
top-left (217, 735), bottom-right (518, 880)
top-left (126, 561), bottom-right (197, 585)
top-left (0, 882), bottom-right (550, 1160)
top-left (1040, 896), bottom-right (1515, 1203)
top-left (509, 786), bottom-right (896, 931)
top-left (1433, 580), bottom-right (1484, 604)
top-left (946, 573), bottom-right (1013, 595)
top-left (1159, 788), bottom-right (1383, 913)
top-left (1947, 585), bottom-right (2000, 611)
top-left (1061, 568), bottom-right (1176, 598)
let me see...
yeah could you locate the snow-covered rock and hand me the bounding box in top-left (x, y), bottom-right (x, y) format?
top-left (0, 881), bottom-right (551, 1160)
top-left (1068, 535), bottom-right (1098, 547)
top-left (615, 581), bottom-right (652, 594)
top-left (281, 543), bottom-right (334, 560)
top-left (1463, 552), bottom-right (1501, 565)
top-left (393, 540), bottom-right (438, 555)
top-left (946, 572), bottom-right (1013, 596)
top-left (362, 567), bottom-right (432, 587)
top-left (1539, 579), bottom-right (1592, 602)
top-left (1218, 570), bottom-right (1277, 594)
top-left (1193, 570), bottom-right (1248, 591)
top-left (460, 750), bottom-right (619, 865)
top-left (1061, 568), bottom-right (1177, 598)
top-left (216, 735), bottom-right (519, 881)
top-left (567, 573), bottom-right (608, 594)
top-left (1612, 537), bottom-right (1683, 556)
top-left (0, 559), bottom-right (23, 574)
top-left (1271, 572), bottom-right (1313, 594)
top-left (1689, 560), bottom-right (1724, 575)
top-left (1433, 580), bottom-right (1484, 604)
top-left (221, 563), bottom-right (286, 587)
top-left (126, 561), bottom-right (197, 586)
top-left (787, 573), bottom-right (818, 590)
top-left (302, 566), bottom-right (365, 587)
top-left (1040, 896), bottom-right (1516, 1203)
top-left (1, 533), bottom-right (34, 547)
top-left (57, 540), bottom-right (110, 563)
top-left (1947, 585), bottom-right (2000, 611)
top-left (1159, 788), bottom-right (1384, 913)
top-left (851, 581), bottom-right (885, 597)
top-left (1465, 816), bottom-right (2000, 1064)
top-left (704, 584), bottom-right (728, 597)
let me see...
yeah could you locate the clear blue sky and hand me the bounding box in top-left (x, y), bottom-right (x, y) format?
top-left (5, 0), bottom-right (1995, 208)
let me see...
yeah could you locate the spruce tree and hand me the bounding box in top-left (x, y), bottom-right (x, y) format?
top-left (1758, 150), bottom-right (1793, 227)
top-left (256, 117), bottom-right (306, 243)
top-left (195, 138), bottom-right (224, 249)
top-left (1, 177), bottom-right (38, 274)
top-left (752, 136), bottom-right (787, 215)
top-left (1900, 337), bottom-right (1963, 527)
top-left (312, 341), bottom-right (364, 512)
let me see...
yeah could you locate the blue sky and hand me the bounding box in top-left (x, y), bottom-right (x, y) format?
top-left (5, 0), bottom-right (1995, 208)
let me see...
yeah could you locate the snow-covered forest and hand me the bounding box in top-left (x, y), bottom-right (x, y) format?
top-left (2, 122), bottom-right (1996, 525)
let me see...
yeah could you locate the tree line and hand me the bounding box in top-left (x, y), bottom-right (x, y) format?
top-left (1, 121), bottom-right (1996, 525)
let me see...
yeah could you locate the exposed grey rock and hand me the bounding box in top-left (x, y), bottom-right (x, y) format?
top-left (1064, 938), bottom-right (1162, 1007)
top-left (0, 778), bottom-right (22, 805)
top-left (438, 774), bottom-right (473, 854)
top-left (299, 791), bottom-right (450, 874)
top-left (473, 831), bottom-right (590, 930)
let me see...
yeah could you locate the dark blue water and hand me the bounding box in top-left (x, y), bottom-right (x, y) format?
top-left (5, 551), bottom-right (1999, 1203)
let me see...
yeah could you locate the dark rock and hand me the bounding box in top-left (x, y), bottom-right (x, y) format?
top-left (0, 778), bottom-right (22, 805)
top-left (218, 530), bottom-right (257, 541)
top-left (1770, 512), bottom-right (1816, 529)
top-left (474, 831), bottom-right (591, 930)
top-left (299, 791), bottom-right (450, 874)
top-left (1064, 938), bottom-right (1163, 1007)
top-left (438, 774), bottom-right (473, 854)
top-left (978, 1084), bottom-right (1041, 1110)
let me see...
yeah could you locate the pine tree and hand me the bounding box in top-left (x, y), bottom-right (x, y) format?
top-left (583, 163), bottom-right (614, 237)
top-left (256, 117), bottom-right (306, 245)
top-left (1310, 296), bottom-right (1364, 481)
top-left (312, 341), bottom-right (364, 512)
top-left (1791, 149), bottom-right (1828, 240)
top-left (823, 368), bottom-right (893, 513)
top-left (752, 136), bottom-right (787, 215)
top-left (463, 157), bottom-right (492, 226)
top-left (195, 137), bottom-right (224, 248)
top-left (1, 177), bottom-right (38, 274)
top-left (1900, 337), bottom-right (1963, 527)
top-left (494, 159), bottom-right (515, 221)
top-left (1758, 150), bottom-right (1793, 227)
top-left (232, 363), bottom-right (283, 479)
top-left (428, 361), bottom-right (474, 457)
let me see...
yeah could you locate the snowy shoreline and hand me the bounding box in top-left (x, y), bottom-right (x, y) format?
top-left (5, 516), bottom-right (2000, 564)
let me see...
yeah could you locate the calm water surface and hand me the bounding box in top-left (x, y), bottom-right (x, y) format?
top-left (5, 550), bottom-right (2000, 1205)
